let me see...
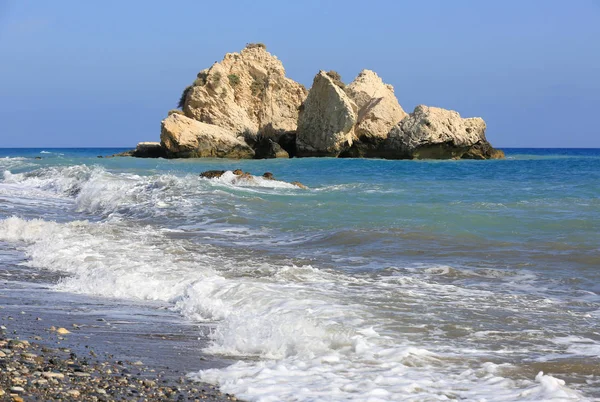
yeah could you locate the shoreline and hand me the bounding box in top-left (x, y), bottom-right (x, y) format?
top-left (0, 266), bottom-right (242, 401)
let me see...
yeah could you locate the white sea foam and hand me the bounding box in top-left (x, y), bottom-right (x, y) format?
top-left (0, 216), bottom-right (591, 401)
top-left (205, 171), bottom-right (303, 191)
top-left (0, 157), bottom-right (33, 171)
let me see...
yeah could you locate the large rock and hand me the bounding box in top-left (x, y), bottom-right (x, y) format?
top-left (181, 44), bottom-right (307, 141)
top-left (385, 105), bottom-right (501, 159)
top-left (132, 142), bottom-right (165, 158)
top-left (345, 70), bottom-right (407, 141)
top-left (254, 138), bottom-right (289, 159)
top-left (160, 114), bottom-right (254, 159)
top-left (296, 71), bottom-right (357, 157)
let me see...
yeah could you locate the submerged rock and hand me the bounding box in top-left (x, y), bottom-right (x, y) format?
top-left (291, 181), bottom-right (308, 189)
top-left (200, 169), bottom-right (307, 189)
top-left (296, 71), bottom-right (356, 157)
top-left (200, 170), bottom-right (226, 179)
top-left (160, 114), bottom-right (254, 159)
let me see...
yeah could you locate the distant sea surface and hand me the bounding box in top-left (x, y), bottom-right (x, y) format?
top-left (1, 148), bottom-right (599, 401)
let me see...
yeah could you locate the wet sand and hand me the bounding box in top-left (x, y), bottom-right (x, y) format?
top-left (0, 262), bottom-right (242, 401)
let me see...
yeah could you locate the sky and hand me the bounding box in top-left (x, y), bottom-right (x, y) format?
top-left (0, 0), bottom-right (599, 148)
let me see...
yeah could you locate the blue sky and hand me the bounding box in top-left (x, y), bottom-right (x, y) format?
top-left (0, 0), bottom-right (599, 148)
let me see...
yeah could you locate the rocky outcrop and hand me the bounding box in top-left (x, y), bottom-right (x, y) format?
top-left (345, 70), bottom-right (407, 141)
top-left (157, 44), bottom-right (502, 160)
top-left (181, 44), bottom-right (307, 142)
top-left (199, 169), bottom-right (308, 189)
top-left (384, 105), bottom-right (501, 159)
top-left (254, 138), bottom-right (289, 159)
top-left (132, 142), bottom-right (165, 158)
top-left (296, 71), bottom-right (357, 157)
top-left (160, 114), bottom-right (254, 159)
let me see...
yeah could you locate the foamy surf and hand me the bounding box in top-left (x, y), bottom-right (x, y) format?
top-left (0, 216), bottom-right (592, 401)
top-left (1, 149), bottom-right (599, 400)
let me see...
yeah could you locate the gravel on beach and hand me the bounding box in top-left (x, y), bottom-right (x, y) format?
top-left (0, 318), bottom-right (239, 402)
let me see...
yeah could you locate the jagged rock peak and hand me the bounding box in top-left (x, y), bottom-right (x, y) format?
top-left (180, 43), bottom-right (307, 140)
top-left (296, 71), bottom-right (357, 157)
top-left (345, 69), bottom-right (407, 141)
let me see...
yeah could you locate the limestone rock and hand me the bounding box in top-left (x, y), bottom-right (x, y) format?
top-left (181, 45), bottom-right (307, 140)
top-left (461, 140), bottom-right (505, 159)
top-left (296, 71), bottom-right (357, 157)
top-left (385, 105), bottom-right (501, 159)
top-left (160, 114), bottom-right (254, 159)
top-left (345, 69), bottom-right (407, 141)
top-left (132, 142), bottom-right (164, 158)
top-left (254, 138), bottom-right (289, 159)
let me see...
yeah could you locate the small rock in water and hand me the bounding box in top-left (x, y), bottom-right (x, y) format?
top-left (200, 170), bottom-right (226, 179)
top-left (291, 181), bottom-right (308, 189)
top-left (56, 327), bottom-right (70, 335)
top-left (262, 172), bottom-right (274, 180)
top-left (132, 360), bottom-right (144, 366)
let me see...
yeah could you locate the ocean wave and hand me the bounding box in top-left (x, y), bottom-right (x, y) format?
top-left (0, 216), bottom-right (592, 401)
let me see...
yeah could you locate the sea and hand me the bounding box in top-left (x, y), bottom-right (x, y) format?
top-left (0, 148), bottom-right (599, 401)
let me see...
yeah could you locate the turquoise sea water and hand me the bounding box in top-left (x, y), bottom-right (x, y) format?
top-left (1, 148), bottom-right (599, 401)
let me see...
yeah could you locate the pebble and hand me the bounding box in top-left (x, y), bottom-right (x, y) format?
top-left (42, 372), bottom-right (65, 379)
top-left (1, 318), bottom-right (238, 402)
top-left (56, 327), bottom-right (71, 335)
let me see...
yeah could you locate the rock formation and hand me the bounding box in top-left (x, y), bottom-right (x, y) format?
top-left (345, 70), bottom-right (407, 141)
top-left (296, 71), bottom-right (357, 157)
top-left (199, 169), bottom-right (308, 189)
top-left (133, 44), bottom-right (503, 161)
top-left (253, 138), bottom-right (289, 159)
top-left (132, 142), bottom-right (165, 158)
top-left (160, 114), bottom-right (254, 159)
top-left (181, 44), bottom-right (307, 145)
top-left (385, 105), bottom-right (502, 159)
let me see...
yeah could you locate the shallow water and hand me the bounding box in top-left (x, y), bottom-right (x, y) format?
top-left (0, 148), bottom-right (599, 401)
